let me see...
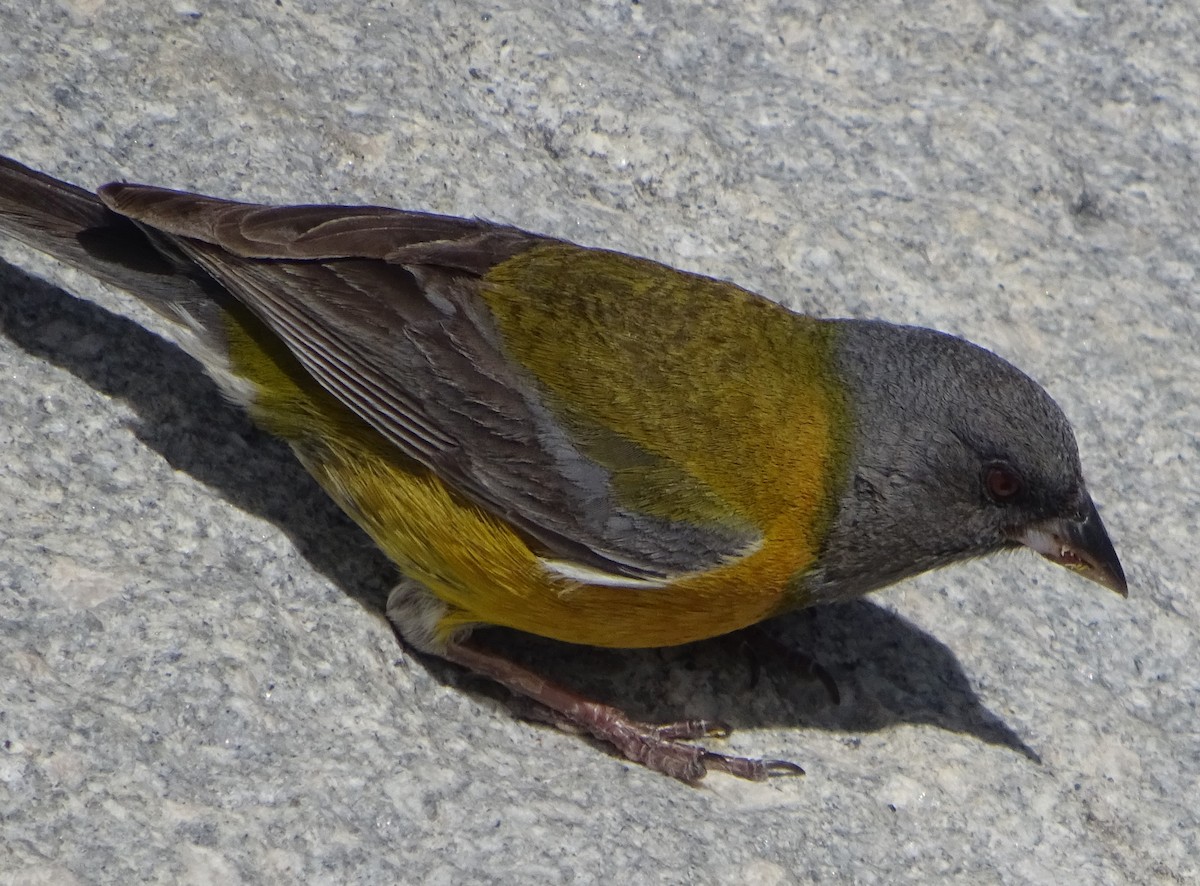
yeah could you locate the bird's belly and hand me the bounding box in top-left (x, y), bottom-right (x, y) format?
top-left (303, 438), bottom-right (795, 649)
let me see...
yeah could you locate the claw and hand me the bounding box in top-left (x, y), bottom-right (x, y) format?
top-left (439, 639), bottom-right (807, 784)
top-left (701, 751), bottom-right (806, 781)
top-left (763, 758), bottom-right (806, 777)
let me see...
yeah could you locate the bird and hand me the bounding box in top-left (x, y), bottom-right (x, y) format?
top-left (0, 154), bottom-right (1126, 783)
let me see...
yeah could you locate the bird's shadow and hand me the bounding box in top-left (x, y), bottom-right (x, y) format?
top-left (0, 258), bottom-right (1039, 764)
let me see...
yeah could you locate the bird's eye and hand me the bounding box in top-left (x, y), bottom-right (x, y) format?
top-left (984, 463), bottom-right (1023, 503)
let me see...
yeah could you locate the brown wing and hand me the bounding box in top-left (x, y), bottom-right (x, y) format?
top-left (99, 184), bottom-right (760, 583)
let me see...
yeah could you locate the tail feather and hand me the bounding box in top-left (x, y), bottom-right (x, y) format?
top-left (0, 155), bottom-right (238, 391)
top-left (0, 155), bottom-right (208, 302)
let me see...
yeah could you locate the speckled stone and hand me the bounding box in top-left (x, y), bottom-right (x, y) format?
top-left (0, 2), bottom-right (1195, 883)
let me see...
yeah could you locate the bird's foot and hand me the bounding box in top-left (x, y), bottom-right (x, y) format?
top-left (600, 715), bottom-right (804, 783)
top-left (743, 627), bottom-right (841, 705)
top-left (440, 639), bottom-right (804, 785)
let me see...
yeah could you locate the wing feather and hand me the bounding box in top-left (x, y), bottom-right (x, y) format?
top-left (100, 184), bottom-right (761, 582)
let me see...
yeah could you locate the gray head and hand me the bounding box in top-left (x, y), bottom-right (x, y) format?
top-left (805, 320), bottom-right (1125, 601)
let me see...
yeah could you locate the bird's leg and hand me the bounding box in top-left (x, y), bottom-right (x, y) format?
top-left (439, 638), bottom-right (805, 785)
top-left (386, 579), bottom-right (803, 784)
top-left (743, 626), bottom-right (841, 705)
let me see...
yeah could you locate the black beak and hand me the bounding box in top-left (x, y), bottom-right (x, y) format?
top-left (1017, 495), bottom-right (1128, 597)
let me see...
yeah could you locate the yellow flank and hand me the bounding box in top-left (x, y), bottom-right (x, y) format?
top-left (221, 249), bottom-right (852, 649)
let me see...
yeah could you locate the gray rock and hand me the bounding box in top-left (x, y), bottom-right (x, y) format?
top-left (0, 1), bottom-right (1193, 882)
